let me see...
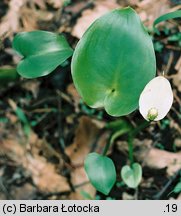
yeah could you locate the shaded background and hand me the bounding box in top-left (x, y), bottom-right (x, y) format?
top-left (0, 0), bottom-right (180, 200)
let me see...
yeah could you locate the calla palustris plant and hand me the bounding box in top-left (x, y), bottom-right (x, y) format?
top-left (12, 7), bottom-right (178, 195)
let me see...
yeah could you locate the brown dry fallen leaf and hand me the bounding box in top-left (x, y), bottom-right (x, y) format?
top-left (65, 116), bottom-right (100, 166)
top-left (0, 0), bottom-right (55, 37)
top-left (11, 183), bottom-right (37, 200)
top-left (25, 132), bottom-right (70, 193)
top-left (20, 7), bottom-right (54, 32)
top-left (25, 154), bottom-right (70, 193)
top-left (0, 138), bottom-right (25, 163)
top-left (0, 0), bottom-right (25, 38)
top-left (0, 131), bottom-right (70, 194)
top-left (133, 140), bottom-right (181, 176)
top-left (71, 0), bottom-right (120, 39)
top-left (65, 115), bottom-right (107, 199)
top-left (19, 7), bottom-right (38, 31)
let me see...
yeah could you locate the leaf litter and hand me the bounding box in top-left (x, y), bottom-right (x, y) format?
top-left (0, 0), bottom-right (180, 200)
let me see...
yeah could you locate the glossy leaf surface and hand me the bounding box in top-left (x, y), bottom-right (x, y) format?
top-left (84, 153), bottom-right (116, 195)
top-left (13, 31), bottom-right (73, 78)
top-left (72, 7), bottom-right (156, 116)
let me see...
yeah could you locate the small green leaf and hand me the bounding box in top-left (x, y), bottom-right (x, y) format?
top-left (121, 163), bottom-right (142, 189)
top-left (84, 153), bottom-right (116, 195)
top-left (13, 31), bottom-right (73, 78)
top-left (15, 106), bottom-right (31, 137)
top-left (154, 41), bottom-right (164, 52)
top-left (72, 7), bottom-right (156, 117)
top-left (173, 182), bottom-right (181, 194)
top-left (9, 99), bottom-right (31, 137)
top-left (153, 10), bottom-right (181, 34)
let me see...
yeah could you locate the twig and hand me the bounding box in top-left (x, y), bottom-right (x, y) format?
top-left (166, 45), bottom-right (181, 51)
top-left (57, 96), bottom-right (65, 151)
top-left (173, 90), bottom-right (181, 106)
top-left (30, 97), bottom-right (57, 108)
top-left (167, 114), bottom-right (181, 135)
top-left (164, 51), bottom-right (174, 75)
top-left (152, 169), bottom-right (181, 200)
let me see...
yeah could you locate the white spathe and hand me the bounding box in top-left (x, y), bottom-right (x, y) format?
top-left (139, 76), bottom-right (173, 121)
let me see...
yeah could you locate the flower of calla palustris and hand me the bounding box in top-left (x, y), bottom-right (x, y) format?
top-left (139, 76), bottom-right (173, 121)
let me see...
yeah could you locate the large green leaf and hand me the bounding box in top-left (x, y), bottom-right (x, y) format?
top-left (84, 153), bottom-right (116, 195)
top-left (13, 31), bottom-right (73, 78)
top-left (71, 7), bottom-right (156, 116)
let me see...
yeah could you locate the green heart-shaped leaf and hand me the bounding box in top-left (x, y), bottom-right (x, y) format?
top-left (84, 153), bottom-right (116, 195)
top-left (71, 7), bottom-right (156, 116)
top-left (13, 31), bottom-right (73, 78)
top-left (121, 163), bottom-right (142, 189)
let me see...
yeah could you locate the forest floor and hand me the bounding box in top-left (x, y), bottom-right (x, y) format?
top-left (0, 0), bottom-right (181, 200)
